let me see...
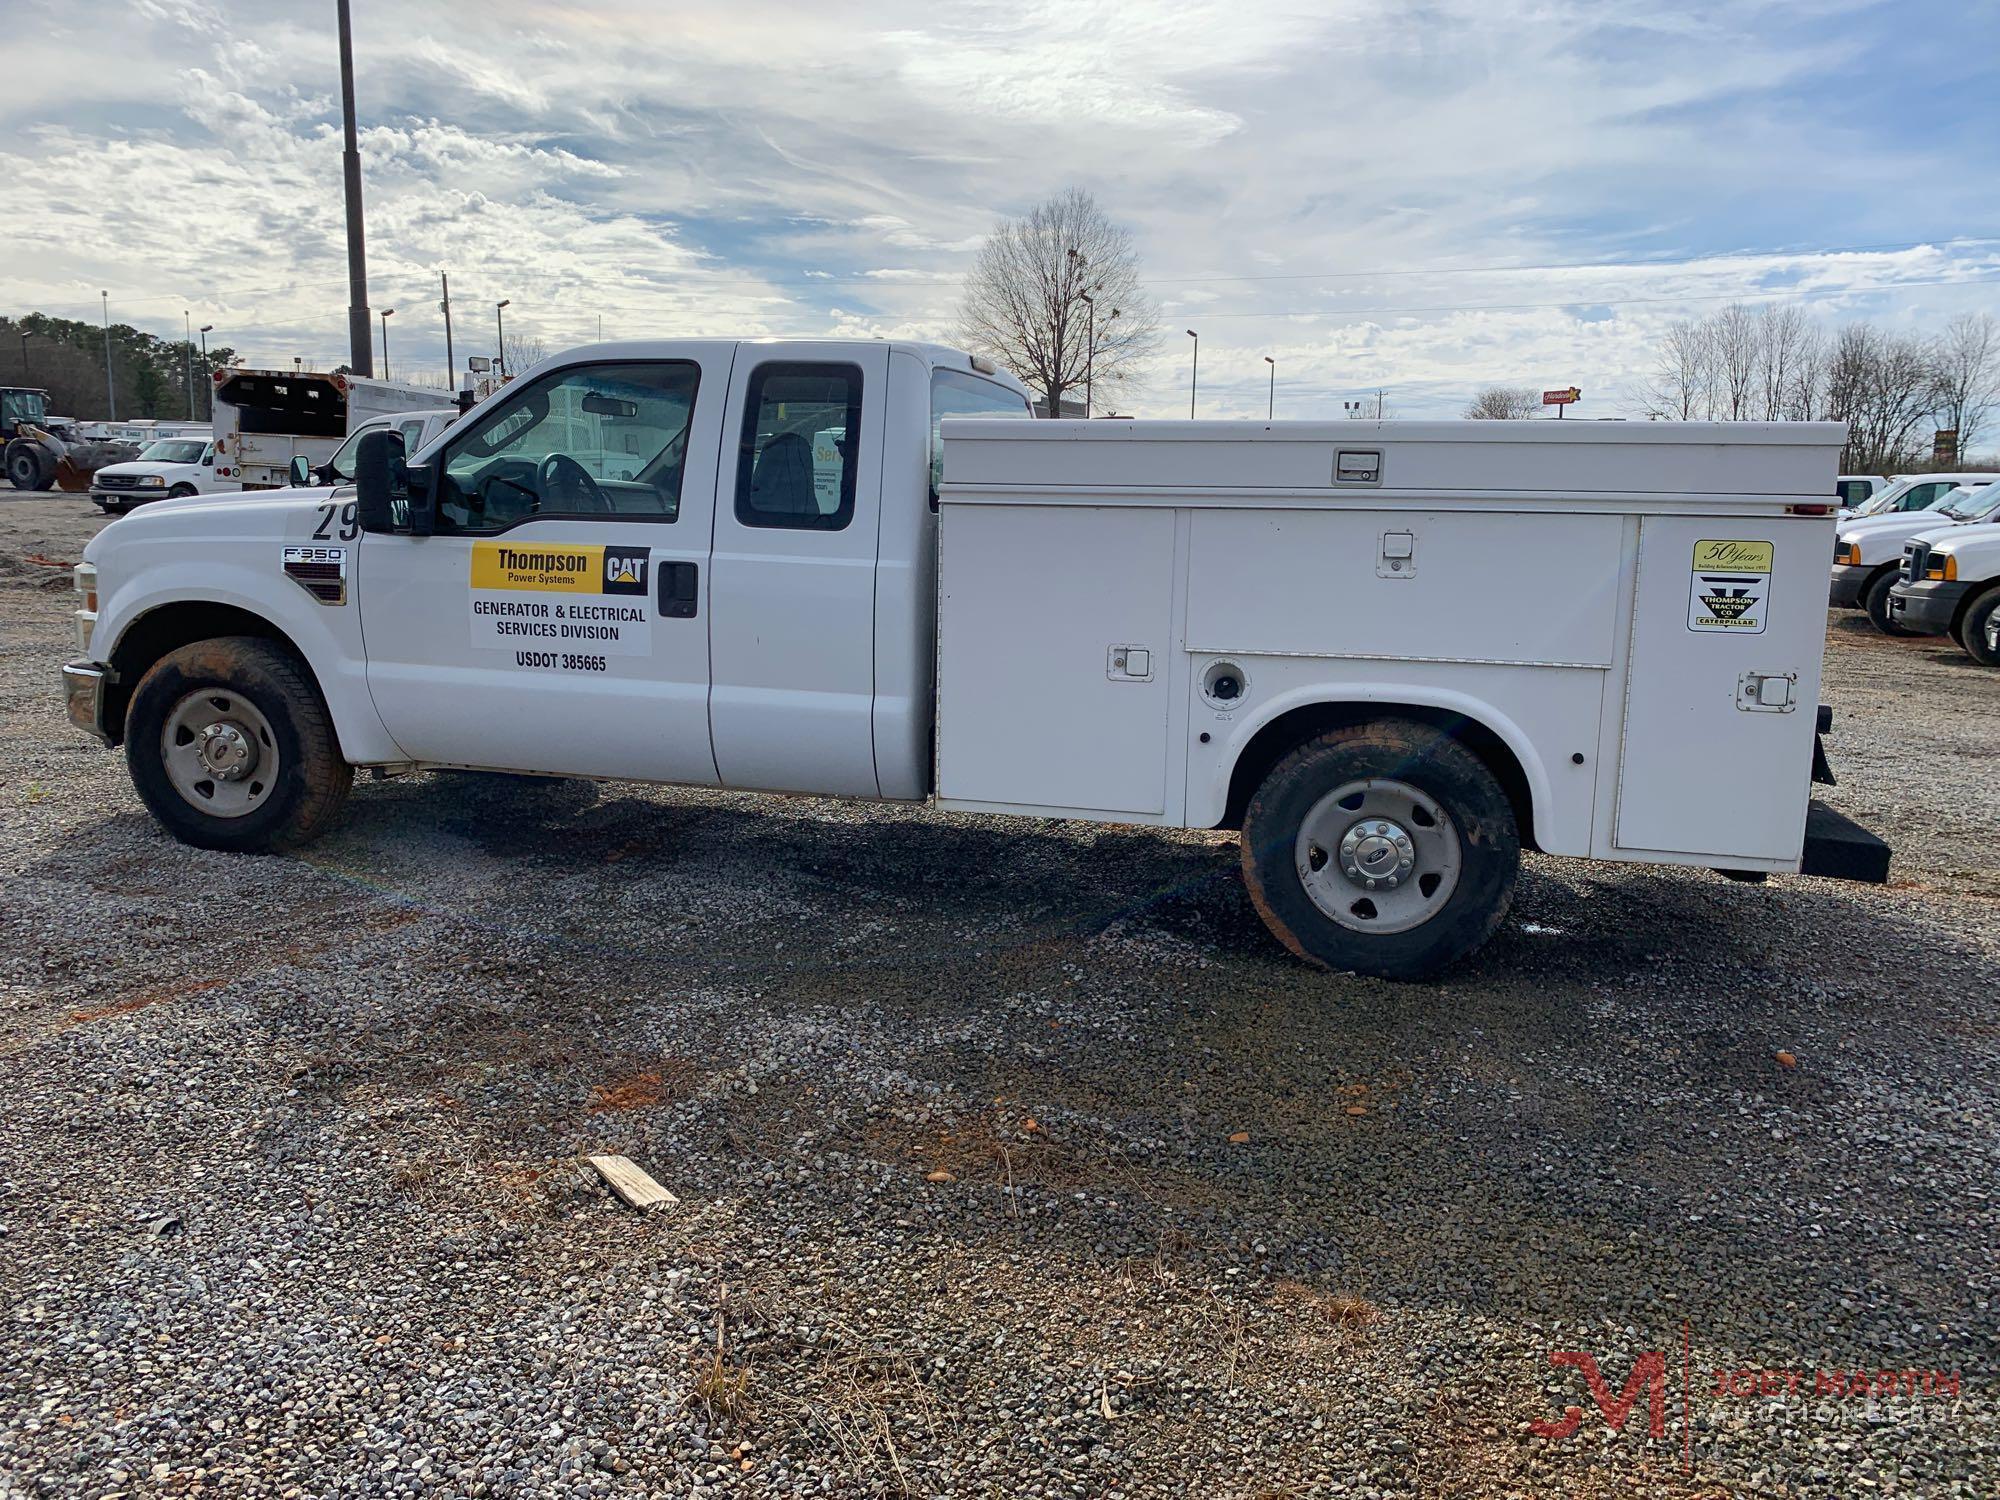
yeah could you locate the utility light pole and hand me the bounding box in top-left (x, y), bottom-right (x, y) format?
top-left (1079, 292), bottom-right (1095, 419)
top-left (185, 311), bottom-right (195, 419)
top-left (380, 307), bottom-right (395, 380)
top-left (199, 326), bottom-right (213, 419)
top-left (1186, 329), bottom-right (1199, 419)
top-left (439, 272), bottom-right (455, 383)
top-left (495, 299), bottom-right (511, 378)
top-left (101, 291), bottom-right (116, 420)
top-left (1264, 355), bottom-right (1275, 420)
top-left (336, 0), bottom-right (374, 377)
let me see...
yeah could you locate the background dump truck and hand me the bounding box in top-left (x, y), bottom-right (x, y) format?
top-left (210, 368), bottom-right (449, 490)
top-left (63, 338), bottom-right (1889, 979)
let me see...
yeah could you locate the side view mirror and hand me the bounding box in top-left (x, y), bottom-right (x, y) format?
top-left (354, 429), bottom-right (412, 533)
top-left (288, 454), bottom-right (312, 487)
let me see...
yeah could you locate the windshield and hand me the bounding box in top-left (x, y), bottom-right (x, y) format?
top-left (140, 439), bottom-right (207, 464)
top-left (1940, 480), bottom-right (2000, 520)
top-left (1852, 479), bottom-right (1916, 516)
top-left (324, 423), bottom-right (382, 483)
top-left (1, 389), bottom-right (48, 427)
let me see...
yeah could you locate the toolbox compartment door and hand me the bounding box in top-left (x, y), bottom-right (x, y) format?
top-left (1613, 516), bottom-right (1825, 861)
top-left (937, 503), bottom-right (1176, 816)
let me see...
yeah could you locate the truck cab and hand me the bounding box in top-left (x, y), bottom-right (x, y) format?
top-left (72, 338), bottom-right (1031, 801)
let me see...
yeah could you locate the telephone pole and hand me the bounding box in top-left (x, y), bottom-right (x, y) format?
top-left (336, 0), bottom-right (374, 376)
top-left (440, 271), bottom-right (455, 382)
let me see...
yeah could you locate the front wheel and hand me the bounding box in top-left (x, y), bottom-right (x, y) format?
top-left (1961, 588), bottom-right (2000, 668)
top-left (1240, 720), bottom-right (1520, 980)
top-left (5, 442), bottom-right (49, 492)
top-left (1862, 568), bottom-right (1911, 635)
top-left (125, 637), bottom-right (352, 852)
top-left (168, 483), bottom-right (198, 499)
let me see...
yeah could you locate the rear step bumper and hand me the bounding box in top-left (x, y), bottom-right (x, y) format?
top-left (1800, 799), bottom-right (1891, 884)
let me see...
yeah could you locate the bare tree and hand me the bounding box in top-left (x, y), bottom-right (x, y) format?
top-left (955, 188), bottom-right (1158, 418)
top-left (1641, 317), bottom-right (1714, 420)
top-left (1464, 385), bottom-right (1542, 419)
top-left (502, 331), bottom-right (549, 379)
top-left (1823, 323), bottom-right (1937, 472)
top-left (1710, 303), bottom-right (1759, 420)
top-left (1754, 304), bottom-right (1818, 421)
top-left (1929, 312), bottom-right (2000, 456)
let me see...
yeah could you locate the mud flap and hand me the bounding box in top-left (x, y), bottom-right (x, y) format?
top-left (1800, 799), bottom-right (1890, 884)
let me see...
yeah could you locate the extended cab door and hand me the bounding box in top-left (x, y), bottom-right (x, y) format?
top-left (358, 353), bottom-right (727, 782)
top-left (708, 345), bottom-right (889, 796)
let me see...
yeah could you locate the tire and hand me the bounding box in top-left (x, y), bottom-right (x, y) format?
top-left (5, 442), bottom-right (49, 492)
top-left (168, 484), bottom-right (198, 499)
top-left (125, 636), bottom-right (352, 852)
top-left (1862, 567), bottom-right (1911, 635)
top-left (1962, 588), bottom-right (2000, 668)
top-left (1240, 719), bottom-right (1520, 980)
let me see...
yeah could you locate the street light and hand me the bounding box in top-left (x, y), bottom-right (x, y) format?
top-left (1186, 329), bottom-right (1198, 419)
top-left (495, 299), bottom-right (511, 377)
top-left (19, 331), bottom-right (31, 384)
top-left (380, 307), bottom-right (395, 380)
top-left (185, 311), bottom-right (195, 419)
top-left (1264, 356), bottom-right (1275, 420)
top-left (1079, 293), bottom-right (1095, 418)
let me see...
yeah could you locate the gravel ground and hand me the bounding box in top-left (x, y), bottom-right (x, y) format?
top-left (0, 492), bottom-right (1994, 1498)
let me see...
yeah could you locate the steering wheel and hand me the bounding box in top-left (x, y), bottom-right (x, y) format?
top-left (538, 453), bottom-right (611, 514)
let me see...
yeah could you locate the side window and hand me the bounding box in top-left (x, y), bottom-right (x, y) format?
top-left (436, 362), bottom-right (701, 533)
top-left (930, 368), bottom-right (1032, 509)
top-left (735, 363), bottom-right (862, 531)
top-left (398, 419), bottom-right (428, 452)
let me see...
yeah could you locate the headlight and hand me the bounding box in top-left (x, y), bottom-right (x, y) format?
top-left (1927, 555), bottom-right (1957, 582)
top-left (140, 475), bottom-right (167, 487)
top-left (1834, 540), bottom-right (1860, 565)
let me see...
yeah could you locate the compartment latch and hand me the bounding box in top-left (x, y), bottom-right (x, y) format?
top-left (1736, 671), bottom-right (1797, 713)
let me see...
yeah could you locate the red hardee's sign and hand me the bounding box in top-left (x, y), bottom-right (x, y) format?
top-left (1543, 387), bottom-right (1582, 405)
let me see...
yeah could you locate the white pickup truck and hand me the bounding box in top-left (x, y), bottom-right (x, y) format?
top-left (1887, 492), bottom-right (2000, 665)
top-left (61, 338), bottom-right (1889, 979)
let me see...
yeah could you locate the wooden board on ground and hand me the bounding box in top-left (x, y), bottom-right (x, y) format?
top-left (587, 1154), bottom-right (679, 1213)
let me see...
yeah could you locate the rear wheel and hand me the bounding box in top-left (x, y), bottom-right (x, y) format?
top-left (1240, 719), bottom-right (1520, 980)
top-left (1862, 567), bottom-right (1911, 635)
top-left (1962, 588), bottom-right (2000, 668)
top-left (125, 637), bottom-right (352, 852)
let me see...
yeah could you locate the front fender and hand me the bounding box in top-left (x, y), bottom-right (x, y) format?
top-left (93, 555), bottom-right (400, 765)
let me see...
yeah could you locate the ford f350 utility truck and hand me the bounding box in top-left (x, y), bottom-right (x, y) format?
top-left (60, 339), bottom-right (1889, 979)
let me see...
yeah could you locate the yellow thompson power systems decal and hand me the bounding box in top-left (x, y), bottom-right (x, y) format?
top-left (468, 541), bottom-right (653, 666)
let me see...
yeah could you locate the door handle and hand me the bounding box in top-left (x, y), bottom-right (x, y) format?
top-left (659, 560), bottom-right (699, 619)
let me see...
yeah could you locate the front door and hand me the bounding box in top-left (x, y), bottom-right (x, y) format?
top-left (707, 345), bottom-right (888, 796)
top-left (360, 353), bottom-right (726, 783)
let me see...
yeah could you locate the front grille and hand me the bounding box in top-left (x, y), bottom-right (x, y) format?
top-left (93, 474), bottom-right (141, 491)
top-left (1902, 542), bottom-right (1928, 585)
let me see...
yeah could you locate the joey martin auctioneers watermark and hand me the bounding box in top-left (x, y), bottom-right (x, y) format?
top-left (1528, 1327), bottom-right (1963, 1475)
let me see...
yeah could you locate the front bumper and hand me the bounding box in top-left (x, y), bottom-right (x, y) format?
top-left (1887, 578), bottom-right (1970, 636)
top-left (90, 487), bottom-right (162, 510)
top-left (61, 660), bottom-right (114, 746)
top-left (1828, 564), bottom-right (1873, 609)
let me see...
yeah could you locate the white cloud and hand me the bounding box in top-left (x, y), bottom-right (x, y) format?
top-left (0, 0), bottom-right (1993, 412)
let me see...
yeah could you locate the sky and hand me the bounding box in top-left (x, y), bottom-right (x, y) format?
top-left (3, 0), bottom-right (1997, 418)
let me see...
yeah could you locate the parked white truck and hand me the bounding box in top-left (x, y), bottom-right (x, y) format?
top-left (1887, 489), bottom-right (2000, 664)
top-left (87, 433), bottom-right (223, 512)
top-left (62, 338), bottom-right (1888, 979)
top-left (211, 368), bottom-right (450, 490)
top-left (1831, 479), bottom-right (2000, 632)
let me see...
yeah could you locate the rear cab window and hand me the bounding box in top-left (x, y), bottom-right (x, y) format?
top-left (735, 363), bottom-right (863, 531)
top-left (930, 368), bottom-right (1032, 508)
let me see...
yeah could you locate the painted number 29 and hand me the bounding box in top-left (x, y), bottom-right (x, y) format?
top-left (313, 501), bottom-right (359, 541)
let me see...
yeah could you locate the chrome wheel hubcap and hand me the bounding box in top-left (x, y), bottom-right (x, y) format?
top-left (162, 690), bottom-right (278, 818)
top-left (1297, 777), bottom-right (1463, 934)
